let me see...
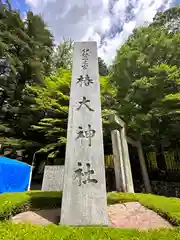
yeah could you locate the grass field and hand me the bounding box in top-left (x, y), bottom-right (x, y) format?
top-left (0, 191), bottom-right (180, 239)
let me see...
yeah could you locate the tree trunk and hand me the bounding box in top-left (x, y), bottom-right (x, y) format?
top-left (156, 143), bottom-right (167, 170)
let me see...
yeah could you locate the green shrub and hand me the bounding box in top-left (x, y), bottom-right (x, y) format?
top-left (0, 191), bottom-right (180, 239)
top-left (1, 190), bottom-right (180, 226)
top-left (0, 192), bottom-right (30, 220)
top-left (28, 191), bottom-right (62, 209)
top-left (0, 191), bottom-right (62, 220)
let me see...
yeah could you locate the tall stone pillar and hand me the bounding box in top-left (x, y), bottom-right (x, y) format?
top-left (137, 141), bottom-right (151, 193)
top-left (111, 130), bottom-right (126, 192)
top-left (60, 42), bottom-right (108, 226)
top-left (120, 127), bottom-right (134, 193)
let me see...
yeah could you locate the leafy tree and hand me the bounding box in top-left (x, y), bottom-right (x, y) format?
top-left (110, 8), bottom-right (180, 169)
top-left (51, 40), bottom-right (109, 76)
top-left (26, 68), bottom-right (116, 162)
top-left (0, 2), bottom-right (53, 103)
top-left (0, 1), bottom-right (113, 163)
top-left (151, 6), bottom-right (180, 33)
top-left (0, 1), bottom-right (54, 155)
top-left (52, 39), bottom-right (73, 71)
top-left (98, 57), bottom-right (109, 76)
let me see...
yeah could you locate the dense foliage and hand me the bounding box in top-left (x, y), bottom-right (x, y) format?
top-left (0, 191), bottom-right (61, 220)
top-left (0, 1), bottom-right (54, 159)
top-left (0, 1), bottom-right (180, 170)
top-left (26, 68), bottom-right (116, 162)
top-left (111, 6), bottom-right (180, 159)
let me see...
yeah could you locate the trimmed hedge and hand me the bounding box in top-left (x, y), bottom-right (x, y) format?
top-left (1, 190), bottom-right (180, 225)
top-left (0, 191), bottom-right (180, 239)
top-left (0, 191), bottom-right (62, 220)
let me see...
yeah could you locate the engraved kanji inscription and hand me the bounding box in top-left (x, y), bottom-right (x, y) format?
top-left (76, 124), bottom-right (96, 146)
top-left (73, 162), bottom-right (84, 186)
top-left (82, 48), bottom-right (90, 57)
top-left (76, 74), bottom-right (93, 87)
top-left (73, 162), bottom-right (98, 186)
top-left (82, 163), bottom-right (98, 184)
top-left (85, 124), bottom-right (96, 146)
top-left (77, 96), bottom-right (94, 111)
top-left (81, 48), bottom-right (90, 70)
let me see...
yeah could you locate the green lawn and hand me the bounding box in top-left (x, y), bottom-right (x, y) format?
top-left (0, 191), bottom-right (180, 239)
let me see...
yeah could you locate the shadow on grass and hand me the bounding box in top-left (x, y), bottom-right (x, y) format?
top-left (27, 191), bottom-right (62, 210)
top-left (35, 208), bottom-right (61, 225)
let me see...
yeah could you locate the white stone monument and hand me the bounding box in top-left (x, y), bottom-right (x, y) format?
top-left (41, 166), bottom-right (64, 191)
top-left (60, 42), bottom-right (108, 226)
top-left (111, 130), bottom-right (126, 192)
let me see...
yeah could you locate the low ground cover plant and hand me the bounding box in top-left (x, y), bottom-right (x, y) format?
top-left (0, 191), bottom-right (180, 239)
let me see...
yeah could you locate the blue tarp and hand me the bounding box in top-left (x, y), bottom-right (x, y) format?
top-left (0, 156), bottom-right (31, 193)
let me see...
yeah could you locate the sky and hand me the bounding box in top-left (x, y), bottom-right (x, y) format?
top-left (10, 0), bottom-right (178, 63)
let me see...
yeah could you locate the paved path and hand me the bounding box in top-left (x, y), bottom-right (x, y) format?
top-left (12, 202), bottom-right (173, 230)
top-left (108, 202), bottom-right (172, 229)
